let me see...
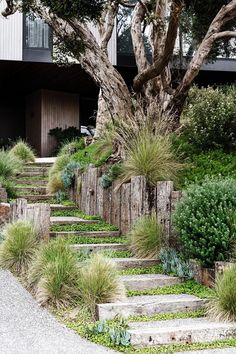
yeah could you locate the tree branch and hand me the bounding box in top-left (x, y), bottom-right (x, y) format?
top-left (133, 0), bottom-right (183, 92)
top-left (214, 30), bottom-right (236, 39)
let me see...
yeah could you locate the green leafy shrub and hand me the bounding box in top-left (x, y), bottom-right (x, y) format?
top-left (47, 154), bottom-right (71, 194)
top-left (101, 163), bottom-right (123, 189)
top-left (61, 161), bottom-right (80, 188)
top-left (0, 176), bottom-right (17, 198)
top-left (28, 239), bottom-right (79, 307)
top-left (0, 220), bottom-right (38, 275)
top-left (208, 265), bottom-right (236, 321)
top-left (160, 248), bottom-right (193, 279)
top-left (177, 150), bottom-right (236, 189)
top-left (10, 140), bottom-right (36, 162)
top-left (78, 253), bottom-right (126, 314)
top-left (49, 126), bottom-right (80, 145)
top-left (182, 86), bottom-right (236, 150)
top-left (0, 150), bottom-right (22, 179)
top-left (58, 138), bottom-right (85, 156)
top-left (128, 214), bottom-right (163, 259)
top-left (174, 179), bottom-right (236, 268)
top-left (118, 128), bottom-right (182, 186)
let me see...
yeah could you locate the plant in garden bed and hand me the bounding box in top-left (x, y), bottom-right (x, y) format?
top-left (160, 248), bottom-right (193, 279)
top-left (58, 138), bottom-right (85, 156)
top-left (0, 220), bottom-right (38, 276)
top-left (28, 238), bottom-right (80, 307)
top-left (72, 142), bottom-right (112, 168)
top-left (99, 250), bottom-right (132, 259)
top-left (10, 139), bottom-right (36, 162)
top-left (78, 253), bottom-right (126, 315)
top-left (62, 236), bottom-right (127, 245)
top-left (119, 265), bottom-right (164, 276)
top-left (47, 154), bottom-right (71, 194)
top-left (50, 223), bottom-right (119, 232)
top-left (127, 280), bottom-right (213, 299)
top-left (127, 213), bottom-right (163, 259)
top-left (208, 265), bottom-right (236, 322)
top-left (0, 150), bottom-right (22, 179)
top-left (101, 163), bottom-right (123, 189)
top-left (51, 209), bottom-right (101, 221)
top-left (174, 179), bottom-right (236, 268)
top-left (128, 309), bottom-right (206, 323)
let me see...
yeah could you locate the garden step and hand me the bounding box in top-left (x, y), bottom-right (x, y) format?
top-left (23, 166), bottom-right (50, 173)
top-left (71, 243), bottom-right (128, 252)
top-left (50, 216), bottom-right (98, 225)
top-left (16, 186), bottom-right (47, 194)
top-left (121, 274), bottom-right (182, 291)
top-left (112, 258), bottom-right (158, 270)
top-left (128, 317), bottom-right (236, 347)
top-left (49, 231), bottom-right (121, 238)
top-left (34, 157), bottom-right (56, 165)
top-left (15, 179), bottom-right (48, 186)
top-left (17, 172), bottom-right (47, 178)
top-left (17, 194), bottom-right (54, 202)
top-left (49, 204), bottom-right (77, 212)
top-left (96, 294), bottom-right (207, 320)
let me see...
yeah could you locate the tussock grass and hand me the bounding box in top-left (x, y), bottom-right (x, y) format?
top-left (78, 253), bottom-right (126, 314)
top-left (0, 220), bottom-right (38, 275)
top-left (208, 265), bottom-right (236, 321)
top-left (128, 214), bottom-right (163, 259)
top-left (10, 140), bottom-right (36, 162)
top-left (28, 239), bottom-right (80, 307)
top-left (58, 138), bottom-right (85, 156)
top-left (47, 155), bottom-right (70, 194)
top-left (118, 128), bottom-right (182, 186)
top-left (0, 150), bottom-right (22, 179)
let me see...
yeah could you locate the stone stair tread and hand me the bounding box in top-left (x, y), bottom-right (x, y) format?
top-left (96, 294), bottom-right (206, 320)
top-left (71, 243), bottom-right (127, 251)
top-left (128, 317), bottom-right (236, 347)
top-left (34, 157), bottom-right (56, 164)
top-left (15, 180), bottom-right (48, 185)
top-left (121, 273), bottom-right (182, 290)
top-left (49, 204), bottom-right (77, 211)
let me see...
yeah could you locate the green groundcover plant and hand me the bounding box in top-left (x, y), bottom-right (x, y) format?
top-left (174, 179), bottom-right (236, 268)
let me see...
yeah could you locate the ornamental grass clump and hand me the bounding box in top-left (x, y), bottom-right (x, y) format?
top-left (174, 179), bottom-right (236, 268)
top-left (128, 214), bottom-right (163, 259)
top-left (28, 239), bottom-right (80, 307)
top-left (118, 128), bottom-right (182, 186)
top-left (78, 253), bottom-right (126, 314)
top-left (0, 220), bottom-right (38, 276)
top-left (47, 154), bottom-right (70, 194)
top-left (208, 265), bottom-right (236, 321)
top-left (0, 150), bottom-right (22, 179)
top-left (10, 140), bottom-right (36, 162)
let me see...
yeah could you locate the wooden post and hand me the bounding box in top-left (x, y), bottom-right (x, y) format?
top-left (120, 183), bottom-right (131, 235)
top-left (10, 199), bottom-right (50, 241)
top-left (170, 190), bottom-right (183, 247)
top-left (0, 187), bottom-right (7, 203)
top-left (130, 176), bottom-right (149, 226)
top-left (156, 181), bottom-right (173, 245)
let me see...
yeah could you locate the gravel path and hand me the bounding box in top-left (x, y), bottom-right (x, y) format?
top-left (0, 270), bottom-right (119, 354)
top-left (175, 348), bottom-right (236, 353)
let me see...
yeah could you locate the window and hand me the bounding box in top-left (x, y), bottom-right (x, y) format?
top-left (25, 14), bottom-right (50, 49)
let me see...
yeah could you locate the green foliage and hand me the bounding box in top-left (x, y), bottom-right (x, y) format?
top-left (119, 265), bottom-right (164, 276)
top-left (49, 127), bottom-right (80, 146)
top-left (127, 280), bottom-right (213, 299)
top-left (177, 149), bottom-right (236, 189)
top-left (0, 220), bottom-right (38, 276)
top-left (50, 222), bottom-right (118, 232)
top-left (58, 139), bottom-right (85, 156)
top-left (0, 150), bottom-right (22, 179)
top-left (28, 239), bottom-right (79, 307)
top-left (101, 163), bottom-right (123, 189)
top-left (72, 142), bottom-right (112, 168)
top-left (182, 86), bottom-right (236, 150)
top-left (119, 128), bottom-right (182, 186)
top-left (63, 236), bottom-right (127, 245)
top-left (0, 176), bottom-right (17, 199)
top-left (174, 179), bottom-right (236, 268)
top-left (61, 161), bottom-right (80, 188)
top-left (128, 309), bottom-right (206, 323)
top-left (78, 253), bottom-right (126, 314)
top-left (209, 265), bottom-right (236, 321)
top-left (10, 139), bottom-right (35, 162)
top-left (47, 154), bottom-right (71, 194)
top-left (128, 214), bottom-right (163, 259)
top-left (51, 209), bottom-right (101, 221)
top-left (160, 248), bottom-right (193, 279)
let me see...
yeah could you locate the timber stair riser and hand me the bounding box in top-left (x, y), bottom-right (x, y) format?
top-left (96, 295), bottom-right (207, 321)
top-left (17, 195), bottom-right (54, 201)
top-left (49, 231), bottom-right (121, 238)
top-left (16, 187), bottom-right (47, 194)
top-left (121, 274), bottom-right (182, 291)
top-left (50, 217), bottom-right (98, 225)
top-left (128, 318), bottom-right (236, 347)
top-left (49, 205), bottom-right (78, 212)
top-left (17, 172), bottom-right (49, 178)
top-left (23, 167), bottom-right (50, 173)
top-left (71, 243), bottom-right (128, 252)
top-left (15, 180), bottom-right (48, 186)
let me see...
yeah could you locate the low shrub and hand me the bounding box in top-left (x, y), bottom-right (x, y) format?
top-left (0, 220), bottom-right (38, 275)
top-left (182, 86), bottom-right (236, 150)
top-left (47, 155), bottom-right (71, 194)
top-left (10, 140), bottom-right (36, 162)
top-left (101, 163), bottom-right (123, 189)
top-left (28, 239), bottom-right (79, 307)
top-left (177, 149), bottom-right (236, 189)
top-left (174, 179), bottom-right (236, 268)
top-left (128, 214), bottom-right (163, 259)
top-left (78, 253), bottom-right (126, 314)
top-left (58, 138), bottom-right (85, 156)
top-left (49, 126), bottom-right (80, 146)
top-left (160, 248), bottom-right (193, 279)
top-left (118, 128), bottom-right (182, 186)
top-left (0, 176), bottom-right (17, 199)
top-left (0, 150), bottom-right (22, 179)
top-left (61, 161), bottom-right (80, 188)
top-left (208, 265), bottom-right (236, 321)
